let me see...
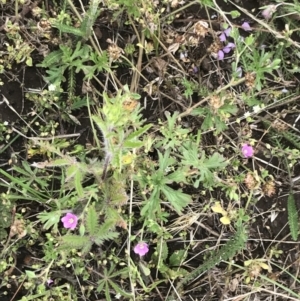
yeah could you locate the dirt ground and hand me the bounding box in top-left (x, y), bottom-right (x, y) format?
top-left (1, 0), bottom-right (300, 300)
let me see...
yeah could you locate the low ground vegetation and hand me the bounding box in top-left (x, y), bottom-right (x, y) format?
top-left (1, 0), bottom-right (300, 300)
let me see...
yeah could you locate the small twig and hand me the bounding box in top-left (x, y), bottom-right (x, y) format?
top-left (12, 127), bottom-right (80, 140)
top-left (129, 17), bottom-right (145, 93)
top-left (10, 277), bottom-right (26, 301)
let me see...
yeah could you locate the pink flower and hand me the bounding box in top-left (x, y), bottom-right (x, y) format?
top-left (46, 279), bottom-right (53, 286)
top-left (61, 212), bottom-right (78, 230)
top-left (241, 22), bottom-right (252, 31)
top-left (133, 242), bottom-right (149, 256)
top-left (241, 144), bottom-right (254, 158)
top-left (261, 5), bottom-right (277, 20)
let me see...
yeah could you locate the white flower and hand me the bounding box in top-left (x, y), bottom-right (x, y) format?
top-left (180, 52), bottom-right (188, 60)
top-left (244, 111), bottom-right (251, 118)
top-left (253, 105), bottom-right (261, 114)
top-left (48, 84), bottom-right (56, 91)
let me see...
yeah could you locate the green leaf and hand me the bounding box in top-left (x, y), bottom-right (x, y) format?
top-left (74, 171), bottom-right (84, 197)
top-left (94, 231), bottom-right (119, 246)
top-left (139, 261), bottom-right (151, 276)
top-left (105, 282), bottom-right (112, 301)
top-left (47, 157), bottom-right (75, 167)
top-left (80, 0), bottom-right (101, 38)
top-left (166, 111), bottom-right (181, 128)
top-left (180, 141), bottom-right (199, 166)
top-left (0, 167), bottom-right (49, 200)
top-left (65, 164), bottom-right (78, 182)
top-left (123, 140), bottom-right (144, 148)
top-left (37, 50), bottom-right (63, 68)
top-left (38, 211), bottom-right (60, 230)
top-left (70, 96), bottom-right (88, 110)
top-left (92, 115), bottom-right (106, 133)
top-left (204, 152), bottom-right (228, 169)
top-left (79, 224), bottom-right (85, 236)
top-left (281, 129), bottom-right (300, 150)
top-left (86, 205), bottom-right (99, 235)
top-left (214, 116), bottom-right (227, 133)
top-left (126, 124), bottom-right (152, 141)
top-left (14, 161), bottom-right (49, 188)
top-left (245, 35), bottom-right (255, 46)
top-left (190, 107), bottom-right (206, 116)
top-left (106, 179), bottom-right (129, 205)
top-left (166, 168), bottom-right (188, 184)
top-left (201, 111), bottom-right (214, 131)
top-left (156, 241), bottom-right (169, 262)
top-left (174, 220), bottom-right (247, 292)
top-left (53, 23), bottom-right (84, 37)
top-left (97, 280), bottom-right (105, 293)
top-left (158, 149), bottom-right (176, 171)
top-left (25, 270), bottom-right (36, 278)
top-left (94, 220), bottom-right (119, 246)
top-left (169, 267), bottom-right (189, 279)
top-left (108, 279), bottom-right (133, 298)
top-left (230, 10), bottom-right (241, 18)
top-left (60, 235), bottom-right (90, 250)
top-left (26, 57), bottom-right (33, 66)
top-left (169, 249), bottom-right (187, 267)
top-left (180, 144), bottom-right (227, 186)
top-left (87, 51), bottom-right (109, 77)
top-left (82, 242), bottom-right (93, 254)
top-left (220, 103), bottom-right (238, 115)
top-left (44, 66), bottom-right (66, 84)
top-left (266, 59), bottom-right (281, 72)
top-left (160, 185), bottom-right (191, 214)
top-left (142, 189), bottom-right (160, 217)
top-left (140, 195), bottom-right (156, 217)
top-left (287, 191), bottom-right (299, 241)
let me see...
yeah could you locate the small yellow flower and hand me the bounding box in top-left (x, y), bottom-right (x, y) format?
top-left (211, 202), bottom-right (227, 215)
top-left (122, 153), bottom-right (134, 165)
top-left (211, 202), bottom-right (231, 225)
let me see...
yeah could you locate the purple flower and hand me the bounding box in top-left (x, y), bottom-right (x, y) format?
top-left (224, 27), bottom-right (231, 37)
top-left (222, 47), bottom-right (231, 54)
top-left (61, 212), bottom-right (78, 230)
top-left (219, 26), bottom-right (231, 42)
top-left (241, 22), bottom-right (252, 31)
top-left (223, 42), bottom-right (235, 53)
top-left (217, 43), bottom-right (235, 60)
top-left (241, 144), bottom-right (254, 158)
top-left (261, 5), bottom-right (277, 19)
top-left (46, 279), bottom-right (53, 286)
top-left (217, 50), bottom-right (224, 60)
top-left (219, 32), bottom-right (227, 42)
top-left (133, 242), bottom-right (149, 256)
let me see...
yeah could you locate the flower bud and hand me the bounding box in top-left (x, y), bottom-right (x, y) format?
top-left (262, 5), bottom-right (277, 20)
